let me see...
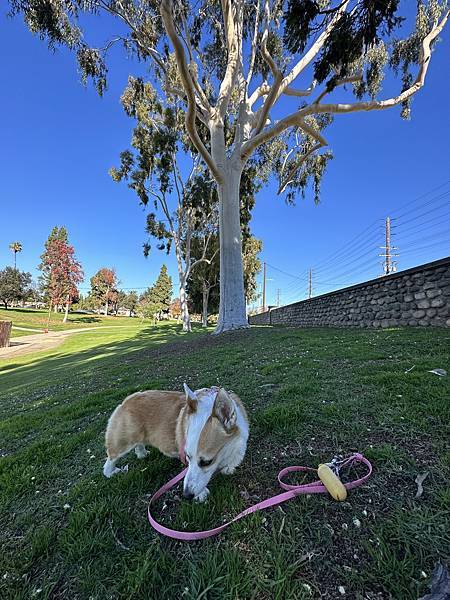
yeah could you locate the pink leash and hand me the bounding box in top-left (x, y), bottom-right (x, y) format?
top-left (147, 453), bottom-right (373, 541)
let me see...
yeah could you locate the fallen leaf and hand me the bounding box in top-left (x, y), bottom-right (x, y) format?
top-left (428, 369), bottom-right (447, 377)
top-left (415, 472), bottom-right (429, 498)
top-left (419, 562), bottom-right (450, 600)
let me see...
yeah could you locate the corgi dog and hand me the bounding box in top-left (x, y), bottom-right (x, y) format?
top-left (103, 384), bottom-right (249, 502)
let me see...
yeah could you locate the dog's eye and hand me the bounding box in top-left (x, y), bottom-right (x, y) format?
top-left (198, 458), bottom-right (213, 468)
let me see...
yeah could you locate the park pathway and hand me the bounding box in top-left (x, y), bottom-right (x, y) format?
top-left (0, 326), bottom-right (134, 360)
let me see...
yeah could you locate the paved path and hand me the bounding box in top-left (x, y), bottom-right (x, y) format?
top-left (0, 326), bottom-right (134, 360)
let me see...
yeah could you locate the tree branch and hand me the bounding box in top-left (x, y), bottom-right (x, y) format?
top-left (276, 0), bottom-right (349, 101)
top-left (277, 121), bottom-right (327, 194)
top-left (160, 0), bottom-right (222, 183)
top-left (216, 0), bottom-right (242, 118)
top-left (313, 73), bottom-right (362, 104)
top-left (252, 0), bottom-right (283, 135)
top-left (246, 0), bottom-right (261, 86)
top-left (242, 9), bottom-right (449, 161)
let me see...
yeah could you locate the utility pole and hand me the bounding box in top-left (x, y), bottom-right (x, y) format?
top-left (262, 261), bottom-right (266, 311)
top-left (380, 217), bottom-right (398, 275)
top-left (276, 288), bottom-right (281, 307)
top-left (308, 268), bottom-right (313, 299)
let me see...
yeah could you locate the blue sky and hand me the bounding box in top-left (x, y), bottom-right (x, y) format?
top-left (1, 3), bottom-right (449, 307)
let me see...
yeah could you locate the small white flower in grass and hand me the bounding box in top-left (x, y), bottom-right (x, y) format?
top-left (338, 586), bottom-right (346, 595)
top-left (89, 455), bottom-right (95, 460)
top-left (35, 490), bottom-right (40, 495)
top-left (353, 517), bottom-right (361, 528)
top-left (63, 504), bottom-right (71, 510)
top-left (420, 571), bottom-right (427, 579)
top-left (362, 509), bottom-right (368, 517)
top-left (302, 583), bottom-right (312, 595)
top-left (342, 523), bottom-right (348, 530)
top-left (31, 476), bottom-right (35, 481)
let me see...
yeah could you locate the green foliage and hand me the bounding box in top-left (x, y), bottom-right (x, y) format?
top-left (139, 265), bottom-right (173, 320)
top-left (0, 266), bottom-right (32, 309)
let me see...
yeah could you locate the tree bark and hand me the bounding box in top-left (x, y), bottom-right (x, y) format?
top-left (179, 273), bottom-right (192, 333)
top-left (63, 298), bottom-right (69, 323)
top-left (0, 321), bottom-right (12, 347)
top-left (215, 165), bottom-right (249, 333)
top-left (105, 300), bottom-right (109, 316)
top-left (202, 284), bottom-right (210, 328)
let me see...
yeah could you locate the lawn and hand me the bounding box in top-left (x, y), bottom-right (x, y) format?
top-left (0, 324), bottom-right (449, 600)
top-left (0, 307), bottom-right (137, 337)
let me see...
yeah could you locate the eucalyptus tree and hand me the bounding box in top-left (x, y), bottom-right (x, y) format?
top-left (110, 76), bottom-right (219, 332)
top-left (10, 0), bottom-right (449, 332)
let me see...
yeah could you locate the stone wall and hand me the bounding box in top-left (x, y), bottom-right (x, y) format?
top-left (249, 257), bottom-right (450, 328)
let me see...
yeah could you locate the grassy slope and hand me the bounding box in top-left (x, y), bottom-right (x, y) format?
top-left (0, 324), bottom-right (449, 600)
top-left (0, 308), bottom-right (137, 337)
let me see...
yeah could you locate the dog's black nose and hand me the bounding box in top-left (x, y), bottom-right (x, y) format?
top-left (183, 490), bottom-right (195, 500)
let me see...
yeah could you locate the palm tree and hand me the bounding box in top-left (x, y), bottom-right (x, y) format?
top-left (9, 241), bottom-right (23, 270)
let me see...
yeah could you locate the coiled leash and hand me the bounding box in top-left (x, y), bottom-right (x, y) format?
top-left (148, 453), bottom-right (373, 541)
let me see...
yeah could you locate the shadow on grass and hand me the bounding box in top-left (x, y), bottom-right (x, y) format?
top-left (0, 322), bottom-right (211, 396)
top-left (67, 316), bottom-right (103, 324)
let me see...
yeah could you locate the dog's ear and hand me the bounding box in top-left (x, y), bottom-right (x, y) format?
top-left (183, 383), bottom-right (197, 413)
top-left (213, 388), bottom-right (237, 432)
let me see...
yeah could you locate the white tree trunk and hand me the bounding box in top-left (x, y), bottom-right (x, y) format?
top-left (105, 300), bottom-right (108, 316)
top-left (179, 273), bottom-right (192, 333)
top-left (215, 166), bottom-right (249, 333)
top-left (63, 300), bottom-right (69, 323)
top-left (202, 285), bottom-right (210, 328)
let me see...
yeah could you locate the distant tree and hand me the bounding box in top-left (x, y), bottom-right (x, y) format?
top-left (89, 268), bottom-right (119, 316)
top-left (188, 234), bottom-right (262, 326)
top-left (39, 232), bottom-right (84, 322)
top-left (169, 298), bottom-right (182, 320)
top-left (39, 227), bottom-right (69, 307)
top-left (28, 280), bottom-right (42, 309)
top-left (110, 77), bottom-right (221, 333)
top-left (139, 265), bottom-right (173, 323)
top-left (243, 237), bottom-right (263, 305)
top-left (0, 267), bottom-right (32, 309)
top-left (151, 265), bottom-right (173, 319)
top-left (113, 290), bottom-right (138, 315)
top-left (187, 236), bottom-right (220, 328)
top-left (123, 291), bottom-right (139, 316)
top-left (9, 241), bottom-right (23, 270)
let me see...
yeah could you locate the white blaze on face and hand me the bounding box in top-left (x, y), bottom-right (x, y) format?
top-left (183, 387), bottom-right (219, 498)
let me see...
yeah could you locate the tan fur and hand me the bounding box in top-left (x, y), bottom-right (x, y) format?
top-left (106, 390), bottom-right (185, 459)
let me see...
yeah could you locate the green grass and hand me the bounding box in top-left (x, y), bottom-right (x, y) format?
top-left (0, 307), bottom-right (137, 337)
top-left (1, 324), bottom-right (449, 599)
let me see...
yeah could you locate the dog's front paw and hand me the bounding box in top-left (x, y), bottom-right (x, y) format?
top-left (194, 488), bottom-right (210, 503)
top-left (220, 466), bottom-right (236, 475)
top-left (103, 465), bottom-right (122, 478)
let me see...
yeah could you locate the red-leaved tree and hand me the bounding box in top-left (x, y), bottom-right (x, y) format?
top-left (40, 237), bottom-right (84, 323)
top-left (89, 268), bottom-right (119, 316)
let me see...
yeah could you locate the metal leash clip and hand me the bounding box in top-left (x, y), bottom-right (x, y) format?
top-left (328, 456), bottom-right (344, 476)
